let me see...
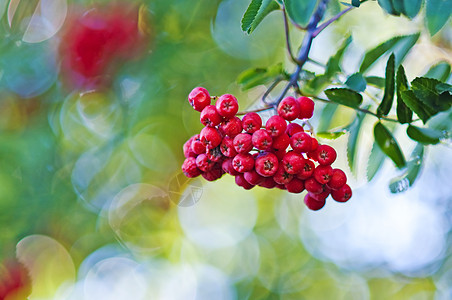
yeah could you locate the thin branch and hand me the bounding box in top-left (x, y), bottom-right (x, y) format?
top-left (282, 7), bottom-right (298, 64)
top-left (262, 76), bottom-right (285, 105)
top-left (313, 6), bottom-right (354, 37)
top-left (237, 106), bottom-right (274, 116)
top-left (307, 58), bottom-right (326, 68)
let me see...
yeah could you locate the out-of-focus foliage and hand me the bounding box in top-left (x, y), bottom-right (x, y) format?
top-left (0, 0), bottom-right (451, 299)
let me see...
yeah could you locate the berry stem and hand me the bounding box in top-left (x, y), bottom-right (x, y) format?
top-left (236, 106), bottom-right (275, 116)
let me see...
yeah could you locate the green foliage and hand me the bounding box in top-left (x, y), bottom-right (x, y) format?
top-left (284, 0), bottom-right (319, 27)
top-left (401, 90), bottom-right (436, 123)
top-left (237, 63), bottom-right (285, 90)
top-left (406, 125), bottom-right (444, 144)
top-left (324, 88), bottom-right (363, 108)
top-left (395, 65), bottom-right (412, 124)
top-left (411, 77), bottom-right (451, 111)
top-left (367, 141), bottom-right (386, 181)
top-left (373, 122), bottom-right (406, 169)
top-left (377, 53), bottom-right (395, 117)
top-left (426, 0), bottom-right (452, 35)
top-left (242, 0), bottom-right (281, 34)
top-left (424, 61), bottom-right (451, 82)
top-left (389, 144), bottom-right (424, 193)
top-left (347, 111), bottom-right (367, 173)
top-left (345, 73), bottom-right (367, 92)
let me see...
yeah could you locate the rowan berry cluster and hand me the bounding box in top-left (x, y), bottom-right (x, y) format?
top-left (182, 87), bottom-right (352, 211)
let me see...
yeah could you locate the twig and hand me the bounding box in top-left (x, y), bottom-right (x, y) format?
top-left (262, 76), bottom-right (284, 105)
top-left (237, 106), bottom-right (274, 116)
top-left (313, 6), bottom-right (354, 37)
top-left (282, 7), bottom-right (298, 64)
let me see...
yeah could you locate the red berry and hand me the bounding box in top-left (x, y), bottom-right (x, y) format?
top-left (182, 157), bottom-right (202, 178)
top-left (242, 112), bottom-right (262, 134)
top-left (277, 96), bottom-right (300, 121)
top-left (189, 87), bottom-right (211, 112)
top-left (314, 165), bottom-right (333, 184)
top-left (232, 153), bottom-right (255, 173)
top-left (200, 105), bottom-right (222, 127)
top-left (331, 184), bottom-right (352, 202)
top-left (311, 137), bottom-right (319, 152)
top-left (207, 146), bottom-right (224, 162)
top-left (285, 178), bottom-right (305, 193)
top-left (290, 132), bottom-right (312, 153)
top-left (286, 123), bottom-right (304, 137)
top-left (190, 134), bottom-right (205, 155)
top-left (272, 133), bottom-right (290, 151)
top-left (258, 177), bottom-right (278, 189)
top-left (220, 116), bottom-right (242, 137)
top-left (273, 165), bottom-right (293, 185)
top-left (202, 164), bottom-right (224, 181)
top-left (255, 152), bottom-right (279, 177)
top-left (305, 177), bottom-right (323, 194)
top-left (310, 188), bottom-right (331, 201)
top-left (183, 136), bottom-right (197, 158)
top-left (252, 129), bottom-right (273, 150)
top-left (297, 96), bottom-right (314, 119)
top-left (327, 169), bottom-right (347, 190)
top-left (282, 151), bottom-right (304, 175)
top-left (200, 127), bottom-right (222, 149)
top-left (304, 193), bottom-right (326, 211)
top-left (195, 153), bottom-right (214, 172)
top-left (266, 115), bottom-right (287, 137)
top-left (297, 159), bottom-right (315, 180)
top-left (317, 144), bottom-right (337, 165)
top-left (235, 174), bottom-right (254, 190)
top-left (222, 158), bottom-right (240, 176)
top-left (244, 169), bottom-right (265, 185)
top-left (216, 94), bottom-right (239, 118)
top-left (272, 149), bottom-right (286, 161)
top-left (233, 133), bottom-right (253, 154)
top-left (220, 136), bottom-right (238, 157)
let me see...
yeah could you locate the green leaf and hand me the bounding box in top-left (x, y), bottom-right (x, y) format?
top-left (373, 122), bottom-right (406, 169)
top-left (367, 141), bottom-right (386, 181)
top-left (317, 131), bottom-right (347, 139)
top-left (317, 103), bottom-right (339, 132)
top-left (396, 65), bottom-right (412, 123)
top-left (251, 0), bottom-right (281, 34)
top-left (345, 73), bottom-right (367, 92)
top-left (351, 0), bottom-right (361, 7)
top-left (424, 61), bottom-right (451, 82)
top-left (391, 0), bottom-right (405, 15)
top-left (237, 63), bottom-right (284, 90)
top-left (402, 0), bottom-right (422, 19)
top-left (407, 125), bottom-right (445, 144)
top-left (347, 111), bottom-right (367, 173)
top-left (324, 88), bottom-right (363, 108)
top-left (241, 0), bottom-right (263, 33)
top-left (436, 82), bottom-right (452, 94)
top-left (359, 33), bottom-right (419, 73)
top-left (426, 0), bottom-right (452, 35)
top-left (411, 77), bottom-right (450, 111)
top-left (377, 53), bottom-right (396, 116)
top-left (284, 0), bottom-right (319, 27)
top-left (302, 74), bottom-right (331, 95)
top-left (365, 76), bottom-right (386, 88)
top-left (401, 90), bottom-right (437, 123)
top-left (389, 144), bottom-right (424, 193)
top-left (377, 0), bottom-right (397, 15)
top-left (325, 36), bottom-right (352, 76)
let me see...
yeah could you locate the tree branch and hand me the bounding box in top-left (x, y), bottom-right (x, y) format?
top-left (282, 6), bottom-right (298, 64)
top-left (313, 6), bottom-right (354, 37)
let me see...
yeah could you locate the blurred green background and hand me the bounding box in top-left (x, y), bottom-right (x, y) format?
top-left (0, 0), bottom-right (451, 299)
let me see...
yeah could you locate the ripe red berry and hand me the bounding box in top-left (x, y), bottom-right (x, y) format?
top-left (272, 133), bottom-right (290, 151)
top-left (317, 144), bottom-right (337, 165)
top-left (258, 177), bottom-right (278, 189)
top-left (235, 174), bottom-right (254, 190)
top-left (297, 159), bottom-right (315, 180)
top-left (233, 133), bottom-right (253, 153)
top-left (310, 188), bottom-right (331, 201)
top-left (305, 177), bottom-right (324, 194)
top-left (190, 134), bottom-right (205, 155)
top-left (273, 165), bottom-right (293, 185)
top-left (314, 165), bottom-right (333, 184)
top-left (182, 157), bottom-right (202, 178)
top-left (331, 184), bottom-right (352, 202)
top-left (189, 87), bottom-right (211, 112)
top-left (327, 169), bottom-right (347, 190)
top-left (244, 169), bottom-right (265, 185)
top-left (310, 137), bottom-right (319, 152)
top-left (220, 116), bottom-right (242, 137)
top-left (202, 164), bottom-right (224, 181)
top-left (195, 153), bottom-right (214, 172)
top-left (207, 146), bottom-right (224, 163)
top-left (285, 178), bottom-right (305, 193)
top-left (216, 94), bottom-right (239, 118)
top-left (255, 152), bottom-right (279, 177)
top-left (290, 132), bottom-right (312, 153)
top-left (272, 149), bottom-right (286, 161)
top-left (282, 151), bottom-right (304, 175)
top-left (297, 96), bottom-right (315, 119)
top-left (252, 129), bottom-right (273, 150)
top-left (220, 136), bottom-right (238, 157)
top-left (183, 136), bottom-right (196, 158)
top-left (242, 112), bottom-right (262, 134)
top-left (232, 153), bottom-right (255, 173)
top-left (286, 123), bottom-right (304, 137)
top-left (277, 96), bottom-right (300, 121)
top-left (304, 193), bottom-right (326, 211)
top-left (200, 105), bottom-right (222, 127)
top-left (266, 115), bottom-right (287, 137)
top-left (222, 158), bottom-right (240, 176)
top-left (200, 127), bottom-right (222, 149)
